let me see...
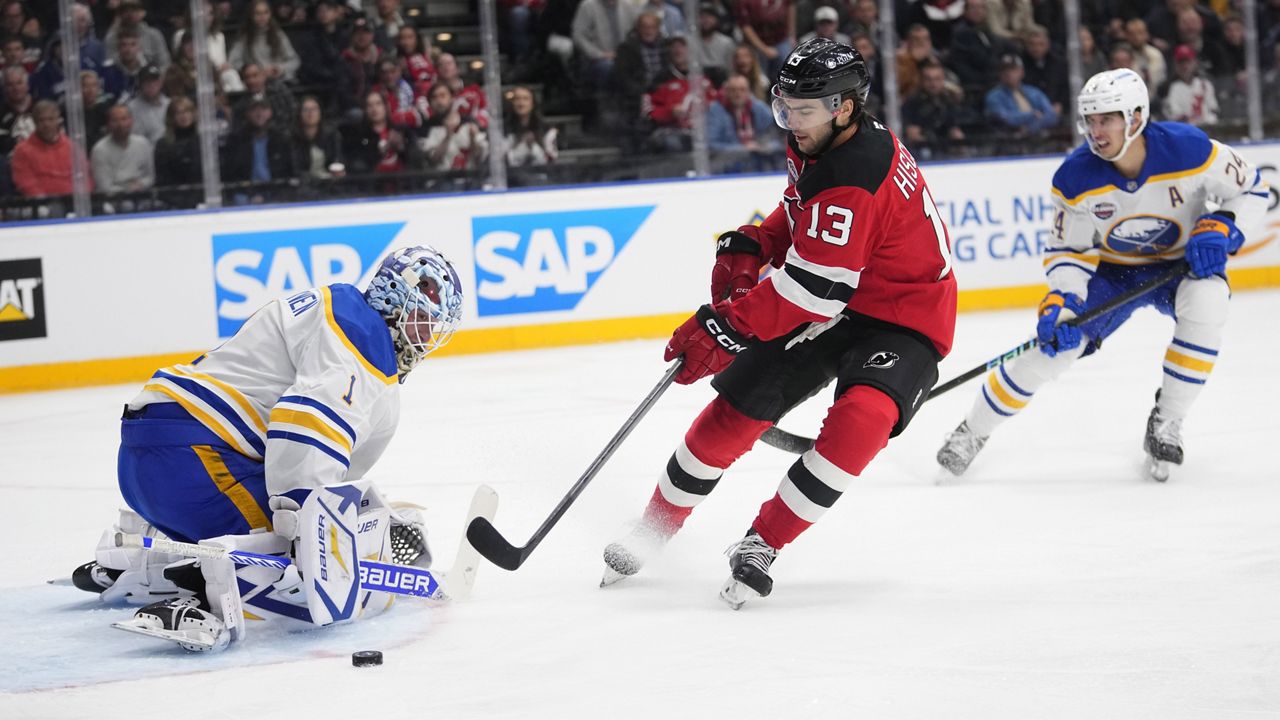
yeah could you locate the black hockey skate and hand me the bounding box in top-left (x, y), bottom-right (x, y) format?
top-left (113, 596), bottom-right (230, 652)
top-left (1143, 402), bottom-right (1184, 483)
top-left (936, 421), bottom-right (988, 477)
top-left (71, 561), bottom-right (123, 594)
top-left (718, 530), bottom-right (779, 610)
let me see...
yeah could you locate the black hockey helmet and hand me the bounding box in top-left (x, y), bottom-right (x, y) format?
top-left (773, 37), bottom-right (871, 107)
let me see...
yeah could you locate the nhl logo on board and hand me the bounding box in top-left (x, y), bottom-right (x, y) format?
top-left (1092, 202), bottom-right (1117, 220)
top-left (863, 351), bottom-right (899, 369)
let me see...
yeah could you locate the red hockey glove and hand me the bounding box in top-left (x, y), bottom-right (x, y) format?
top-left (664, 303), bottom-right (754, 385)
top-left (710, 227), bottom-right (764, 303)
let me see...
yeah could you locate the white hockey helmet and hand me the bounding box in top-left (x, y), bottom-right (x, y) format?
top-left (1076, 68), bottom-right (1150, 162)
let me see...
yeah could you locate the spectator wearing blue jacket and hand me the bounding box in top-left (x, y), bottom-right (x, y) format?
top-left (984, 53), bottom-right (1058, 135)
top-left (706, 73), bottom-right (780, 173)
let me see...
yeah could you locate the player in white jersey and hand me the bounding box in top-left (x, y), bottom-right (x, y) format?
top-left (936, 69), bottom-right (1268, 482)
top-left (71, 245), bottom-right (464, 651)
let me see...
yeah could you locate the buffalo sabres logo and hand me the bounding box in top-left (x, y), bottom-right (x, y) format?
top-left (863, 351), bottom-right (899, 369)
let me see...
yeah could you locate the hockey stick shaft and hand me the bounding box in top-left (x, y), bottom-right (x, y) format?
top-left (760, 262), bottom-right (1190, 453)
top-left (467, 362), bottom-right (681, 571)
top-left (116, 533), bottom-right (445, 600)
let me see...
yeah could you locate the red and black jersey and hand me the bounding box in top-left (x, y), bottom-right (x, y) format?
top-left (722, 118), bottom-right (958, 357)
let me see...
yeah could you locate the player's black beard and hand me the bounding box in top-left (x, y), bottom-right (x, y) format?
top-left (799, 113), bottom-right (861, 160)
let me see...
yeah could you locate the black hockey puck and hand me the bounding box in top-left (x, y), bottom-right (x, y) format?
top-left (352, 650), bottom-right (383, 667)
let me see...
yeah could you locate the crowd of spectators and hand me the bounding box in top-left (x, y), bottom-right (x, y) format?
top-left (0, 0), bottom-right (1277, 217)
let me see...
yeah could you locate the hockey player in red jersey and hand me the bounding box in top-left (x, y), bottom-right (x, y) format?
top-left (602, 37), bottom-right (958, 608)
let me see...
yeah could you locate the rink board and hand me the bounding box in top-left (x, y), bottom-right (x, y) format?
top-left (2, 143), bottom-right (1279, 393)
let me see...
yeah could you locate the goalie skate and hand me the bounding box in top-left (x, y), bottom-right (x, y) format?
top-left (112, 597), bottom-right (229, 652)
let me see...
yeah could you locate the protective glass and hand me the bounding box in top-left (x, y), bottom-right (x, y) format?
top-left (770, 85), bottom-right (842, 130)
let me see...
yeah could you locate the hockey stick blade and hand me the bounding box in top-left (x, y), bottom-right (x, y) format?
top-left (437, 485), bottom-right (500, 599)
top-left (758, 263), bottom-right (1190, 454)
top-left (466, 362), bottom-right (681, 572)
top-left (465, 517), bottom-right (526, 571)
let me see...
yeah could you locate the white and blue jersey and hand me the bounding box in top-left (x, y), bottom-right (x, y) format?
top-left (1046, 121), bottom-right (1269, 298)
top-left (120, 284), bottom-right (401, 541)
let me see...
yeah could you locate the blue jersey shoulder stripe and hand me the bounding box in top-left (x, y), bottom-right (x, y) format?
top-left (325, 284), bottom-right (398, 380)
top-left (278, 394), bottom-right (358, 444)
top-left (266, 429), bottom-right (352, 468)
top-left (155, 370), bottom-right (267, 456)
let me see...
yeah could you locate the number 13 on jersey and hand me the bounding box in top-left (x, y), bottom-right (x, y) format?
top-left (805, 188), bottom-right (952, 280)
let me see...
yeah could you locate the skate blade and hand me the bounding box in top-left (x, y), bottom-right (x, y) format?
top-left (718, 578), bottom-right (756, 611)
top-left (111, 619), bottom-right (217, 649)
top-left (600, 566), bottom-right (629, 588)
top-left (1145, 456), bottom-right (1170, 483)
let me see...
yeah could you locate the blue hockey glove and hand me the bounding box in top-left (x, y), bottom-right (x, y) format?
top-left (1036, 290), bottom-right (1086, 357)
top-left (1185, 213), bottom-right (1242, 278)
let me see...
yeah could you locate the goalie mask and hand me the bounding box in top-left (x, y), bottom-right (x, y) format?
top-left (1077, 68), bottom-right (1150, 162)
top-left (364, 245), bottom-right (463, 380)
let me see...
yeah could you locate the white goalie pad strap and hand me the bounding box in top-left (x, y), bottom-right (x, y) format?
top-left (296, 484), bottom-right (365, 626)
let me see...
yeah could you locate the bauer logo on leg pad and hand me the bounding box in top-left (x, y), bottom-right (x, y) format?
top-left (297, 487), bottom-right (363, 625)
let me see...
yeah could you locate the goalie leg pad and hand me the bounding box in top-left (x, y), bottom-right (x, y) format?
top-left (295, 485), bottom-right (365, 626)
top-left (94, 509), bottom-right (187, 604)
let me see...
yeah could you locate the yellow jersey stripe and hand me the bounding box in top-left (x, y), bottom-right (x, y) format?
top-left (321, 286), bottom-right (397, 386)
top-left (142, 382), bottom-right (264, 460)
top-left (1052, 184), bottom-right (1117, 207)
top-left (987, 373), bottom-right (1028, 410)
top-left (191, 445), bottom-right (272, 531)
top-left (1165, 349), bottom-right (1215, 373)
top-left (268, 407), bottom-right (354, 453)
top-left (1147, 144), bottom-right (1218, 185)
top-left (1042, 251), bottom-right (1101, 268)
top-left (167, 365), bottom-right (268, 435)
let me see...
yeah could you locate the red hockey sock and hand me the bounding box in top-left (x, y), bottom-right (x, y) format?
top-left (752, 386), bottom-right (897, 549)
top-left (684, 396), bottom-right (773, 468)
top-left (642, 397), bottom-right (772, 534)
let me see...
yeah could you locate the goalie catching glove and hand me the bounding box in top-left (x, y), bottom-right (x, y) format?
top-left (665, 302), bottom-right (755, 384)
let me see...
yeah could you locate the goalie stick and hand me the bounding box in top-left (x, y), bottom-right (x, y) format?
top-left (467, 362), bottom-right (680, 571)
top-left (760, 263), bottom-right (1191, 454)
top-left (115, 484), bottom-right (500, 601)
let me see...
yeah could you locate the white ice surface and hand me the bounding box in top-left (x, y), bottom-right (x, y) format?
top-left (2, 292), bottom-right (1279, 719)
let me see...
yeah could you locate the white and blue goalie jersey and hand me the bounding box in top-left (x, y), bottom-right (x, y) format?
top-left (128, 284), bottom-right (401, 496)
top-left (1046, 122), bottom-right (1270, 296)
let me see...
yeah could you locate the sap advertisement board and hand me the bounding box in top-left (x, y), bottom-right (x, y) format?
top-left (2, 143), bottom-right (1279, 373)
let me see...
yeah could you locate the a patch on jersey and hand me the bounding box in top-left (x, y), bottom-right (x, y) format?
top-left (863, 351), bottom-right (899, 369)
top-left (1091, 202), bottom-right (1117, 220)
top-left (787, 157), bottom-right (799, 182)
top-left (1105, 215), bottom-right (1182, 255)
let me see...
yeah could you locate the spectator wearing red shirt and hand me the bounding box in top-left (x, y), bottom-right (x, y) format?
top-left (373, 57), bottom-right (422, 129)
top-left (11, 100), bottom-right (92, 198)
top-left (396, 26), bottom-right (435, 87)
top-left (430, 53), bottom-right (489, 128)
top-left (644, 37), bottom-right (717, 152)
top-left (735, 0), bottom-right (795, 79)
